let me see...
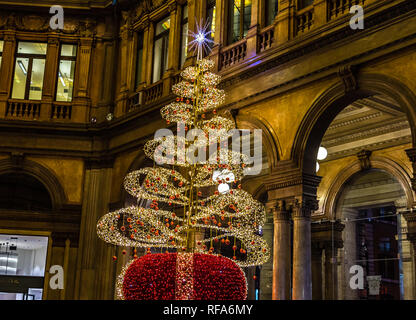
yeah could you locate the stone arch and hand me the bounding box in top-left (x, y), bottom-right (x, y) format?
top-left (0, 157), bottom-right (66, 210)
top-left (322, 156), bottom-right (415, 220)
top-left (292, 72), bottom-right (416, 175)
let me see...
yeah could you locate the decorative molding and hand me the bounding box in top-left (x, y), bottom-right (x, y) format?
top-left (338, 65), bottom-right (358, 93)
top-left (357, 149), bottom-right (372, 170)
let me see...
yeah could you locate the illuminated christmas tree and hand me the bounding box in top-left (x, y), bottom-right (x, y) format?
top-left (97, 25), bottom-right (270, 300)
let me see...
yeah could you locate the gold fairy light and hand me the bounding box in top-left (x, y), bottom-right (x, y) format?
top-left (97, 55), bottom-right (270, 269)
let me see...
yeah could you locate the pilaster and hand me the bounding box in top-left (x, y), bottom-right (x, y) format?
top-left (0, 32), bottom-right (16, 118)
top-left (274, 0), bottom-right (295, 45)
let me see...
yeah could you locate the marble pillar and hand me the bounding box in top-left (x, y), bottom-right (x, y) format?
top-left (342, 208), bottom-right (359, 300)
top-left (272, 201), bottom-right (291, 300)
top-left (292, 198), bottom-right (314, 300)
top-left (325, 244), bottom-right (338, 300)
top-left (311, 244), bottom-right (323, 300)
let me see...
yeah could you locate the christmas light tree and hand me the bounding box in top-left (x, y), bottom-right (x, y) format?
top-left (97, 24), bottom-right (270, 300)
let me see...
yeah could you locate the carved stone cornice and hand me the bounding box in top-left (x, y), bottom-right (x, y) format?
top-left (357, 149), bottom-right (372, 170)
top-left (292, 197), bottom-right (319, 219)
top-left (338, 65), bottom-right (358, 93)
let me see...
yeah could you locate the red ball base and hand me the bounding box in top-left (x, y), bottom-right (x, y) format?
top-left (122, 252), bottom-right (247, 300)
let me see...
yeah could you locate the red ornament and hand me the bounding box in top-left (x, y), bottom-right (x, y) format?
top-left (122, 253), bottom-right (247, 300)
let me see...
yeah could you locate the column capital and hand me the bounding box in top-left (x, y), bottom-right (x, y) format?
top-left (293, 197), bottom-right (319, 219)
top-left (272, 200), bottom-right (291, 221)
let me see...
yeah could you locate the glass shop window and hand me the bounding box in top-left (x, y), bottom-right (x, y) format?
top-left (11, 42), bottom-right (47, 100)
top-left (56, 44), bottom-right (77, 102)
top-left (0, 234), bottom-right (48, 300)
top-left (152, 16), bottom-right (171, 83)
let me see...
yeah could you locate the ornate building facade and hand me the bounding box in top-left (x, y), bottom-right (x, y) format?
top-left (0, 0), bottom-right (416, 300)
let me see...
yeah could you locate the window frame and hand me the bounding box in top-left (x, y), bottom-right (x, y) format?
top-left (264, 0), bottom-right (278, 26)
top-left (152, 16), bottom-right (171, 83)
top-left (55, 43), bottom-right (78, 102)
top-left (11, 41), bottom-right (47, 101)
top-left (227, 0), bottom-right (252, 45)
top-left (179, 4), bottom-right (189, 68)
top-left (135, 32), bottom-right (144, 90)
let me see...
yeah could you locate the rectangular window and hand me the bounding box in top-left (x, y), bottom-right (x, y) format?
top-left (152, 16), bottom-right (170, 83)
top-left (56, 44), bottom-right (77, 102)
top-left (228, 0), bottom-right (252, 44)
top-left (298, 0), bottom-right (313, 9)
top-left (135, 32), bottom-right (144, 89)
top-left (207, 0), bottom-right (216, 44)
top-left (0, 41), bottom-right (3, 68)
top-left (11, 42), bottom-right (47, 100)
top-left (265, 0), bottom-right (278, 25)
top-left (180, 5), bottom-right (189, 68)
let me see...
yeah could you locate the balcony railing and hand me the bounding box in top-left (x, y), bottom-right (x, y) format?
top-left (258, 25), bottom-right (274, 53)
top-left (329, 0), bottom-right (365, 20)
top-left (143, 81), bottom-right (163, 105)
top-left (296, 6), bottom-right (314, 35)
top-left (51, 102), bottom-right (72, 120)
top-left (219, 39), bottom-right (247, 70)
top-left (6, 100), bottom-right (41, 119)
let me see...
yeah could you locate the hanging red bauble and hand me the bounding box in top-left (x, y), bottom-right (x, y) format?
top-left (121, 253), bottom-right (247, 300)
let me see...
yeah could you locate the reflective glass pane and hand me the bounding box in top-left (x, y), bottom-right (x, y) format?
top-left (153, 37), bottom-right (163, 83)
top-left (180, 22), bottom-right (188, 67)
top-left (232, 0), bottom-right (241, 42)
top-left (0, 234), bottom-right (48, 276)
top-left (17, 42), bottom-right (47, 55)
top-left (207, 5), bottom-right (216, 41)
top-left (11, 58), bottom-right (29, 99)
top-left (243, 0), bottom-right (252, 37)
top-left (28, 59), bottom-right (45, 100)
top-left (56, 60), bottom-right (76, 102)
top-left (61, 44), bottom-right (77, 57)
top-left (135, 34), bottom-right (144, 88)
top-left (156, 17), bottom-right (171, 35)
top-left (266, 0), bottom-right (278, 25)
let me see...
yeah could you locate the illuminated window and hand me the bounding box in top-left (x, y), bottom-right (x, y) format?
top-left (56, 44), bottom-right (77, 102)
top-left (0, 41), bottom-right (3, 68)
top-left (228, 0), bottom-right (252, 44)
top-left (180, 5), bottom-right (188, 68)
top-left (298, 0), bottom-right (313, 9)
top-left (265, 0), bottom-right (278, 25)
top-left (135, 32), bottom-right (144, 89)
top-left (207, 0), bottom-right (216, 43)
top-left (11, 42), bottom-right (47, 100)
top-left (153, 16), bottom-right (170, 83)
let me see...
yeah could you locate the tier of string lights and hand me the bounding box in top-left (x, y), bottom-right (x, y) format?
top-left (97, 21), bottom-right (270, 274)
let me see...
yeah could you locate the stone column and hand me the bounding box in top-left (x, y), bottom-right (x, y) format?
top-left (311, 243), bottom-right (323, 300)
top-left (343, 208), bottom-right (359, 300)
top-left (74, 159), bottom-right (115, 300)
top-left (272, 200), bottom-right (291, 300)
top-left (292, 198), bottom-right (315, 300)
top-left (73, 37), bottom-right (93, 122)
top-left (260, 215), bottom-right (274, 300)
top-left (324, 243), bottom-right (338, 300)
top-left (0, 32), bottom-right (16, 118)
top-left (40, 35), bottom-right (60, 121)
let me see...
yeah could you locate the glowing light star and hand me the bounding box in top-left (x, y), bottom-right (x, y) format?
top-left (188, 20), bottom-right (215, 59)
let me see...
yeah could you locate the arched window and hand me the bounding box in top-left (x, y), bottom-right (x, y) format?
top-left (0, 173), bottom-right (52, 211)
top-left (228, 0), bottom-right (252, 44)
